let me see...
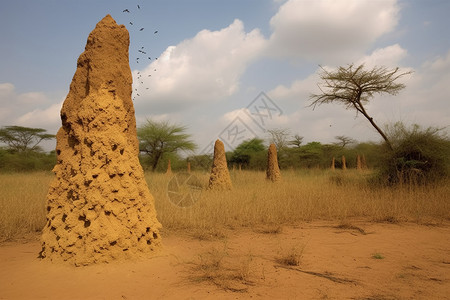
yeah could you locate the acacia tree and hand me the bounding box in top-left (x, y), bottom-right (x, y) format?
top-left (334, 135), bottom-right (356, 148)
top-left (230, 138), bottom-right (265, 168)
top-left (310, 64), bottom-right (412, 151)
top-left (288, 134), bottom-right (304, 148)
top-left (0, 125), bottom-right (55, 152)
top-left (267, 128), bottom-right (291, 150)
top-left (137, 120), bottom-right (197, 171)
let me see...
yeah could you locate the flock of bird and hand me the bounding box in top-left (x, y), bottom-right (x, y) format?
top-left (122, 4), bottom-right (159, 101)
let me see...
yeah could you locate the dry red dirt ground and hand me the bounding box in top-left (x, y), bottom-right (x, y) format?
top-left (1, 221), bottom-right (449, 299)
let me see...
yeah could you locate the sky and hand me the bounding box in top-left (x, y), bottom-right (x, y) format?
top-left (1, 0), bottom-right (449, 154)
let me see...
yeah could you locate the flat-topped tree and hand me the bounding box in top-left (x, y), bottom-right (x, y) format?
top-left (0, 125), bottom-right (55, 152)
top-left (138, 120), bottom-right (196, 172)
top-left (310, 64), bottom-right (412, 151)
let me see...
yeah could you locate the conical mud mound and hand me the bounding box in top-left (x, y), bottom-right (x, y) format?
top-left (266, 143), bottom-right (281, 182)
top-left (40, 15), bottom-right (161, 266)
top-left (208, 139), bottom-right (232, 190)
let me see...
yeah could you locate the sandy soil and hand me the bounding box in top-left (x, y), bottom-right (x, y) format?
top-left (1, 221), bottom-right (449, 300)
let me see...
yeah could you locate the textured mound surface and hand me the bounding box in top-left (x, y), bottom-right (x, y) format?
top-left (40, 15), bottom-right (161, 266)
top-left (342, 155), bottom-right (347, 170)
top-left (266, 143), bottom-right (281, 182)
top-left (208, 139), bottom-right (232, 190)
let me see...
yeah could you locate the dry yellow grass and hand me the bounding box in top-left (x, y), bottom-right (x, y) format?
top-left (1, 169), bottom-right (449, 242)
top-left (0, 172), bottom-right (51, 241)
top-left (150, 169), bottom-right (450, 231)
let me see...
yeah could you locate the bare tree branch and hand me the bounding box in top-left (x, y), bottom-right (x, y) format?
top-left (309, 64), bottom-right (412, 150)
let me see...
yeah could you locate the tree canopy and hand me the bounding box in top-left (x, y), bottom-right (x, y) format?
top-left (0, 125), bottom-right (55, 153)
top-left (137, 120), bottom-right (197, 171)
top-left (310, 64), bottom-right (412, 150)
top-left (267, 128), bottom-right (291, 150)
top-left (229, 138), bottom-right (266, 168)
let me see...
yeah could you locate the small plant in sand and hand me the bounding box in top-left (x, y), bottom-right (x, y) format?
top-left (277, 245), bottom-right (305, 266)
top-left (190, 226), bottom-right (226, 241)
top-left (254, 224), bottom-right (283, 235)
top-left (372, 253), bottom-right (385, 259)
top-left (190, 245), bottom-right (254, 292)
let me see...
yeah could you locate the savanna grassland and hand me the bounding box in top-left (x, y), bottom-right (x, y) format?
top-left (1, 169), bottom-right (450, 299)
top-left (1, 169), bottom-right (449, 242)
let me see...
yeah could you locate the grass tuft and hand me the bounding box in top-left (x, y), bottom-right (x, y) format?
top-left (372, 253), bottom-right (385, 260)
top-left (277, 245), bottom-right (305, 266)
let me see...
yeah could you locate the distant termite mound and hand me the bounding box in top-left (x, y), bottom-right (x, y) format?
top-left (166, 159), bottom-right (173, 175)
top-left (342, 155), bottom-right (347, 170)
top-left (266, 143), bottom-right (281, 182)
top-left (208, 139), bottom-right (232, 190)
top-left (39, 14), bottom-right (161, 266)
top-left (356, 154), bottom-right (362, 170)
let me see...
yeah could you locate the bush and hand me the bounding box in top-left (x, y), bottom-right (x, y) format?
top-left (0, 148), bottom-right (56, 172)
top-left (377, 123), bottom-right (450, 185)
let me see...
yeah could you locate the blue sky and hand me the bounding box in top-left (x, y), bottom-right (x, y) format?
top-left (1, 0), bottom-right (449, 153)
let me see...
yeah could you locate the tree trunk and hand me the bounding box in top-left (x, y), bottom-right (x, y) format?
top-left (151, 152), bottom-right (162, 172)
top-left (355, 99), bottom-right (393, 151)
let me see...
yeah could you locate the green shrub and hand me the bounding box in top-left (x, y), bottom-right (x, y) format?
top-left (377, 123), bottom-right (450, 185)
top-left (0, 148), bottom-right (56, 172)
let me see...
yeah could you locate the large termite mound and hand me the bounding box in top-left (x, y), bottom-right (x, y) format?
top-left (208, 139), bottom-right (232, 190)
top-left (266, 143), bottom-right (281, 182)
top-left (39, 14), bottom-right (161, 266)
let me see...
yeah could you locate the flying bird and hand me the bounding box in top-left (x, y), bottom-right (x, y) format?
top-left (123, 9), bottom-right (130, 13)
top-left (137, 5), bottom-right (140, 9)
top-left (129, 22), bottom-right (133, 25)
top-left (154, 31), bottom-right (158, 34)
top-left (140, 28), bottom-right (144, 31)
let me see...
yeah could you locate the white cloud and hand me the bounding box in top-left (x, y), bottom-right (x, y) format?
top-left (16, 101), bottom-right (62, 128)
top-left (132, 19), bottom-right (267, 114)
top-left (17, 92), bottom-right (50, 105)
top-left (393, 50), bottom-right (450, 125)
top-left (357, 44), bottom-right (408, 68)
top-left (0, 83), bottom-right (15, 120)
top-left (423, 50), bottom-right (450, 72)
top-left (265, 47), bottom-right (450, 144)
top-left (269, 72), bottom-right (320, 104)
top-left (0, 83), bottom-right (15, 97)
top-left (268, 0), bottom-right (400, 64)
top-left (0, 82), bottom-right (62, 133)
